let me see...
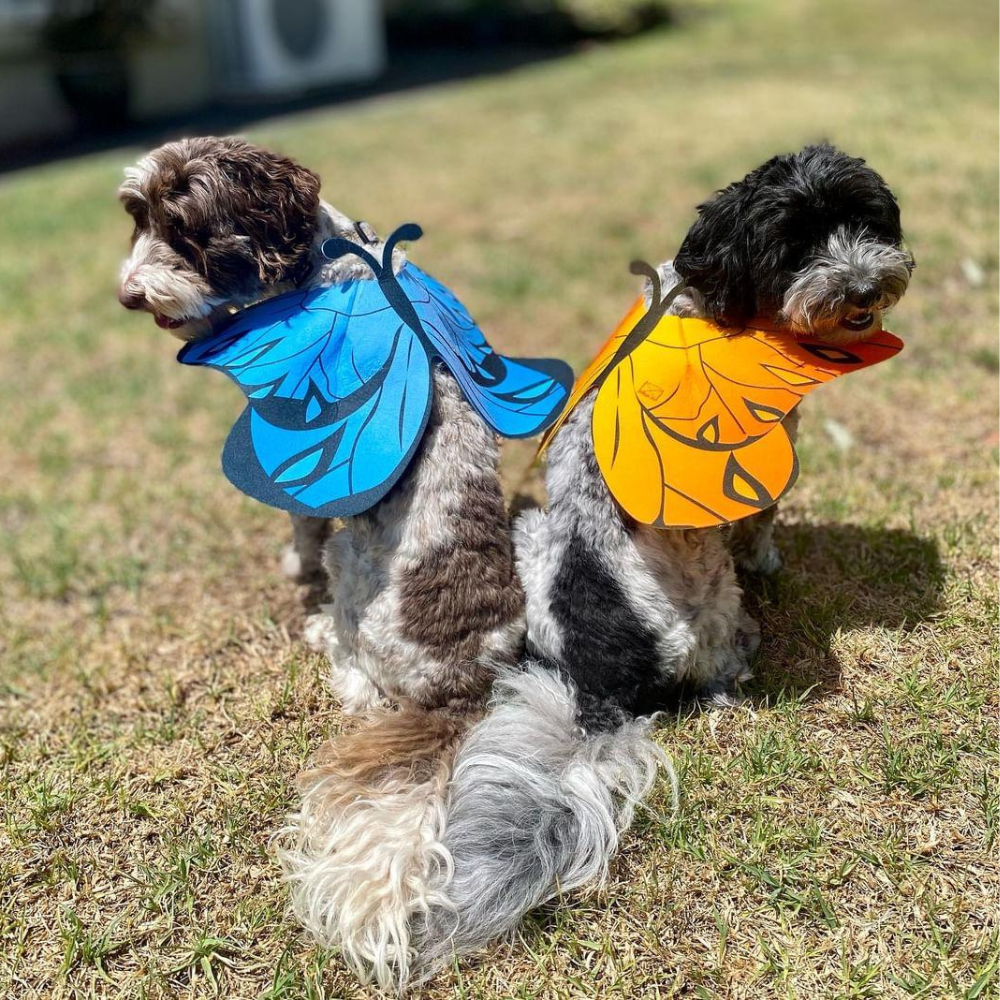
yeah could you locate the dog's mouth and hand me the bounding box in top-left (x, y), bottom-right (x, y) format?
top-left (840, 311), bottom-right (875, 333)
top-left (154, 313), bottom-right (186, 330)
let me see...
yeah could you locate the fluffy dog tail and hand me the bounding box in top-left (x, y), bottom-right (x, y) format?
top-left (276, 704), bottom-right (474, 991)
top-left (411, 662), bottom-right (672, 979)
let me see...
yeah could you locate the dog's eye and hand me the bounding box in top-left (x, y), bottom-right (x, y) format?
top-left (168, 236), bottom-right (209, 273)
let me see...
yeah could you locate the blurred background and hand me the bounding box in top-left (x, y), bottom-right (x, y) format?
top-left (1, 2), bottom-right (997, 998)
top-left (1, 0), bottom-right (673, 167)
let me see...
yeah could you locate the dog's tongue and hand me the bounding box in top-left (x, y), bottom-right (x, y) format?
top-left (155, 314), bottom-right (184, 330)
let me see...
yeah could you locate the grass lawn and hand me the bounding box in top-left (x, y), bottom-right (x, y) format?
top-left (1, 0), bottom-right (997, 996)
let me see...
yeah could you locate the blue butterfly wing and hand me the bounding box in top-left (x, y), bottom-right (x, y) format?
top-left (398, 265), bottom-right (573, 438)
top-left (178, 281), bottom-right (432, 517)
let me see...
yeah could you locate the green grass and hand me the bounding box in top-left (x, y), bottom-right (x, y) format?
top-left (1, 0), bottom-right (997, 996)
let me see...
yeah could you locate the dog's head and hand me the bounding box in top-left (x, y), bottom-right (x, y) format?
top-left (117, 136), bottom-right (321, 339)
top-left (673, 144), bottom-right (914, 343)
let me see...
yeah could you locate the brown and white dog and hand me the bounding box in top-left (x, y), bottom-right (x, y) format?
top-left (117, 137), bottom-right (527, 986)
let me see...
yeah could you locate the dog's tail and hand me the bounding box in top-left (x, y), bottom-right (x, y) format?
top-left (276, 703), bottom-right (474, 991)
top-left (411, 662), bottom-right (672, 979)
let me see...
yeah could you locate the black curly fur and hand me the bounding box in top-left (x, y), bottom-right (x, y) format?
top-left (545, 533), bottom-right (675, 730)
top-left (673, 143), bottom-right (905, 328)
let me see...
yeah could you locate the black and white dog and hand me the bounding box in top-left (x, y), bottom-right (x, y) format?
top-left (409, 144), bottom-right (914, 978)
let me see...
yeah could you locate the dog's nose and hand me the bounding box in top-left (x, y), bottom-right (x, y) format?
top-left (118, 287), bottom-right (146, 310)
top-left (847, 282), bottom-right (879, 309)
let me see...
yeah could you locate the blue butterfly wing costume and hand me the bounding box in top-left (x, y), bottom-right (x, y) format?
top-left (397, 267), bottom-right (572, 439)
top-left (178, 224), bottom-right (573, 519)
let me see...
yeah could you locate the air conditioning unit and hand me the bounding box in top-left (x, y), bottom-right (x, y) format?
top-left (210, 0), bottom-right (385, 98)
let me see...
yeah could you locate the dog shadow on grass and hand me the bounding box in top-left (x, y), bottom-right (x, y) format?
top-left (444, 523), bottom-right (945, 970)
top-left (740, 522), bottom-right (946, 705)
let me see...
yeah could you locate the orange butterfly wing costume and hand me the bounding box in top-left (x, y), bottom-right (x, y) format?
top-left (540, 293), bottom-right (902, 529)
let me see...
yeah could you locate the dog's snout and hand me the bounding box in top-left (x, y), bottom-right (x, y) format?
top-left (847, 282), bottom-right (879, 308)
top-left (118, 287), bottom-right (146, 310)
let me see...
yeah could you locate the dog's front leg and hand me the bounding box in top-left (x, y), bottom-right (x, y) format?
top-left (302, 520), bottom-right (386, 714)
top-left (282, 515), bottom-right (331, 584)
top-left (727, 506), bottom-right (782, 575)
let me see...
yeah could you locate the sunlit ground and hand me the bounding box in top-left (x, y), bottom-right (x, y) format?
top-left (1, 0), bottom-right (997, 996)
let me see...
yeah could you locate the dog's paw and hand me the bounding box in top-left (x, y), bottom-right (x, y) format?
top-left (739, 544), bottom-right (782, 576)
top-left (329, 663), bottom-right (385, 716)
top-left (303, 610), bottom-right (339, 655)
top-left (282, 544), bottom-right (326, 584)
top-left (281, 545), bottom-right (306, 582)
top-left (706, 687), bottom-right (747, 708)
top-left (757, 544), bottom-right (783, 575)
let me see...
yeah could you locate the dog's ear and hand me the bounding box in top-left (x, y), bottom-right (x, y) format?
top-left (673, 182), bottom-right (758, 329)
top-left (220, 139), bottom-right (322, 286)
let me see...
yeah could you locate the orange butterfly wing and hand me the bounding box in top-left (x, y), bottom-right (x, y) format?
top-left (590, 313), bottom-right (902, 528)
